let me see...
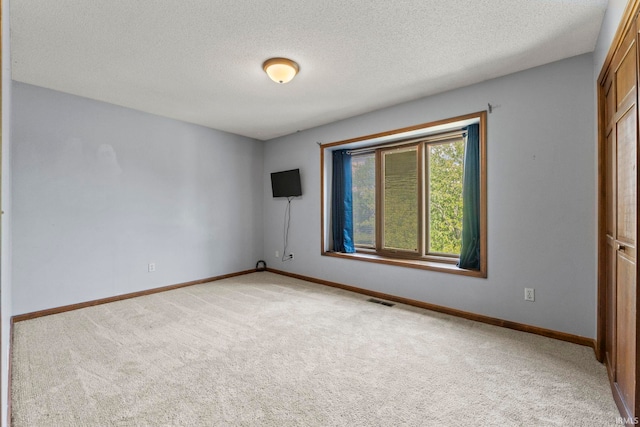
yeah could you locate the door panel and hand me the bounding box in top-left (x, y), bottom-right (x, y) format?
top-left (606, 78), bottom-right (615, 128)
top-left (606, 237), bottom-right (617, 375)
top-left (615, 30), bottom-right (637, 112)
top-left (616, 106), bottom-right (637, 245)
top-left (617, 252), bottom-right (637, 407)
top-left (606, 129), bottom-right (616, 236)
top-left (617, 51), bottom-right (637, 110)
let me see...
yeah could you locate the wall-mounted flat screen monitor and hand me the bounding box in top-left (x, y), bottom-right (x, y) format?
top-left (271, 168), bottom-right (302, 197)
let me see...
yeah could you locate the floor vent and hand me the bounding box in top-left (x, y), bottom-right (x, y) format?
top-left (367, 298), bottom-right (395, 307)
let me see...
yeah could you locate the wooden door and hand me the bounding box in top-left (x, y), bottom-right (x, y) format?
top-left (602, 18), bottom-right (639, 418)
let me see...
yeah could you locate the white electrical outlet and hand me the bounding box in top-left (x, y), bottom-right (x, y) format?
top-left (148, 262), bottom-right (156, 272)
top-left (524, 288), bottom-right (535, 302)
top-left (290, 253), bottom-right (294, 260)
top-left (275, 250), bottom-right (280, 258)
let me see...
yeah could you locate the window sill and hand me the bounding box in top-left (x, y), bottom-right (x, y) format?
top-left (322, 250), bottom-right (486, 278)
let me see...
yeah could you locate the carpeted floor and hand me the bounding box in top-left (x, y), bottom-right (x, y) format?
top-left (11, 272), bottom-right (620, 426)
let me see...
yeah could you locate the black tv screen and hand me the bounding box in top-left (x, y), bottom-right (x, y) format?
top-left (271, 169), bottom-right (302, 197)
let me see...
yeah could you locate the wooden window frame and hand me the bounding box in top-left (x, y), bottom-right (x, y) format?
top-left (320, 111), bottom-right (488, 278)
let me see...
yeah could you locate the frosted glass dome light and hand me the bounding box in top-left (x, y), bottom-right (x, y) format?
top-left (263, 58), bottom-right (299, 84)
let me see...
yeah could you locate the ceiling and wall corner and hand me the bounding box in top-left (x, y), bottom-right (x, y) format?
top-left (9, 0), bottom-right (608, 141)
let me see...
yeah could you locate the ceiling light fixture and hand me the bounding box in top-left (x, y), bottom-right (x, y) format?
top-left (263, 58), bottom-right (299, 84)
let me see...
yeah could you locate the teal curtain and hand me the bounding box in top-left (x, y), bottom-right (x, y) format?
top-left (458, 124), bottom-right (480, 270)
top-left (332, 150), bottom-right (355, 253)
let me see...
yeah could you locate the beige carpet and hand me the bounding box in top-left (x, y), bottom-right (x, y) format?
top-left (12, 272), bottom-right (619, 426)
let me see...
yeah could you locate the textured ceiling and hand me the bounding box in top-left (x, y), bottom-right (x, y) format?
top-left (11, 0), bottom-right (607, 141)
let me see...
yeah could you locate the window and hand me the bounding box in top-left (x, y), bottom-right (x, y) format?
top-left (381, 145), bottom-right (419, 253)
top-left (352, 134), bottom-right (464, 259)
top-left (352, 153), bottom-right (376, 247)
top-left (427, 138), bottom-right (464, 256)
top-left (321, 112), bottom-right (486, 278)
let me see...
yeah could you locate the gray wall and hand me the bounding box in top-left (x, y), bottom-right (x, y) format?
top-left (11, 82), bottom-right (264, 315)
top-left (263, 53), bottom-right (597, 339)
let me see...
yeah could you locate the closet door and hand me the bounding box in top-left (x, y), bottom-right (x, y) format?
top-left (606, 19), bottom-right (639, 417)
